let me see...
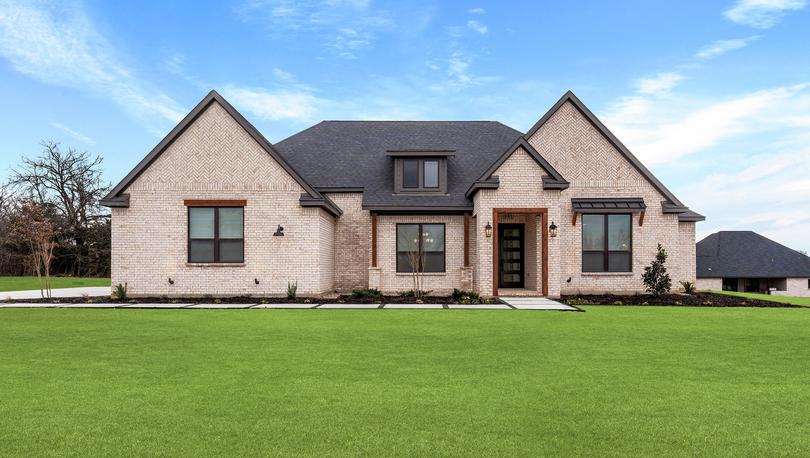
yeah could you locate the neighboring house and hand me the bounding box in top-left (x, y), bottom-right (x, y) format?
top-left (101, 90), bottom-right (703, 297)
top-left (696, 231), bottom-right (810, 297)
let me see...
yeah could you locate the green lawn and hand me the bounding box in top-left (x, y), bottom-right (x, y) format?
top-left (709, 289), bottom-right (810, 307)
top-left (0, 276), bottom-right (110, 292)
top-left (2, 308), bottom-right (809, 456)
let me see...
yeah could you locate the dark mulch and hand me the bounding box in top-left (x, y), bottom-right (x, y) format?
top-left (562, 292), bottom-right (805, 308)
top-left (2, 295), bottom-right (462, 305)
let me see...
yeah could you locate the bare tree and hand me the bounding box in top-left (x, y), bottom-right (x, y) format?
top-left (9, 201), bottom-right (57, 298)
top-left (407, 229), bottom-right (434, 300)
top-left (9, 141), bottom-right (110, 276)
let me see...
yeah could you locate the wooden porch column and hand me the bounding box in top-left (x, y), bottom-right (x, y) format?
top-left (371, 212), bottom-right (377, 268)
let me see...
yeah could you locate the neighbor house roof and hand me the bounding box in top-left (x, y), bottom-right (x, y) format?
top-left (697, 231), bottom-right (810, 278)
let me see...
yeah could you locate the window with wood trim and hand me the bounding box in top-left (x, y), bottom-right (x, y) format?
top-left (582, 214), bottom-right (631, 272)
top-left (396, 158), bottom-right (446, 193)
top-left (188, 207), bottom-right (244, 263)
top-left (396, 223), bottom-right (445, 273)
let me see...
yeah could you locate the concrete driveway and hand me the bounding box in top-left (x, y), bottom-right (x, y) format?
top-left (1, 286), bottom-right (111, 300)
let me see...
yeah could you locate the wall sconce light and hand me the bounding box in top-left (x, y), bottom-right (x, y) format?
top-left (273, 225), bottom-right (285, 236)
top-left (168, 277), bottom-right (174, 285)
top-left (484, 222), bottom-right (493, 238)
top-left (549, 221), bottom-right (558, 238)
top-left (254, 278), bottom-right (260, 285)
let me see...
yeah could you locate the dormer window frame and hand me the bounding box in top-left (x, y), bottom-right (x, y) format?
top-left (394, 157), bottom-right (448, 194)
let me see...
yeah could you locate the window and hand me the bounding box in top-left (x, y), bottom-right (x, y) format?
top-left (582, 214), bottom-right (631, 272)
top-left (396, 223), bottom-right (445, 273)
top-left (188, 207), bottom-right (244, 263)
top-left (807, 279), bottom-right (810, 289)
top-left (397, 158), bottom-right (445, 192)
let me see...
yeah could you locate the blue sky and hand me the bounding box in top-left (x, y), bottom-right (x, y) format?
top-left (0, 0), bottom-right (809, 252)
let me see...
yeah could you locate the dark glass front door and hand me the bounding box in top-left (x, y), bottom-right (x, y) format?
top-left (499, 224), bottom-right (524, 288)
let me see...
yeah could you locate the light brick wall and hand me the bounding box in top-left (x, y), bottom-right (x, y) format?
top-left (474, 100), bottom-right (697, 297)
top-left (772, 278), bottom-right (810, 297)
top-left (325, 193), bottom-right (371, 292)
top-left (375, 214), bottom-right (465, 294)
top-left (111, 101), bottom-right (335, 297)
top-left (697, 278), bottom-right (722, 291)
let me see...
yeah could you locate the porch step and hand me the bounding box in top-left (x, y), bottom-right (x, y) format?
top-left (498, 296), bottom-right (579, 311)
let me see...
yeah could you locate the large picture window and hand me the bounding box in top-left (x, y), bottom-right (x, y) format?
top-left (188, 206), bottom-right (244, 263)
top-left (396, 223), bottom-right (445, 273)
top-left (582, 214), bottom-right (631, 272)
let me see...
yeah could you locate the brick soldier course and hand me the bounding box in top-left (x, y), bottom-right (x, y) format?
top-left (102, 90), bottom-right (704, 298)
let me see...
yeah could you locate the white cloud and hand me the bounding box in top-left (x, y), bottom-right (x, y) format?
top-left (696, 36), bottom-right (761, 59)
top-left (635, 72), bottom-right (686, 95)
top-left (724, 0), bottom-right (807, 28)
top-left (467, 19), bottom-right (488, 34)
top-left (0, 1), bottom-right (185, 126)
top-left (221, 85), bottom-right (325, 122)
top-left (272, 67), bottom-right (295, 82)
top-left (50, 122), bottom-right (95, 145)
top-left (468, 7), bottom-right (485, 14)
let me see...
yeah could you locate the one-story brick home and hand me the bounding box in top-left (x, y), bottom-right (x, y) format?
top-left (101, 90), bottom-right (704, 297)
top-left (697, 231), bottom-right (810, 297)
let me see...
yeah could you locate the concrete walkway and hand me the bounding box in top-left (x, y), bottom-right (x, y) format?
top-left (1, 286), bottom-right (111, 301)
top-left (498, 296), bottom-right (579, 311)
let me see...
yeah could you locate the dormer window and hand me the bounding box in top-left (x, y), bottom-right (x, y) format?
top-left (387, 150), bottom-right (454, 194)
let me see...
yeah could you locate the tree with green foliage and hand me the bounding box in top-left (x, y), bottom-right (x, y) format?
top-left (642, 244), bottom-right (671, 295)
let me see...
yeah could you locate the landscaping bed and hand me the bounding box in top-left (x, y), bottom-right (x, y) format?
top-left (562, 292), bottom-right (806, 308)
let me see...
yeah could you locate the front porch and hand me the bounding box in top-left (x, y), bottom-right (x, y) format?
top-left (492, 208), bottom-right (549, 297)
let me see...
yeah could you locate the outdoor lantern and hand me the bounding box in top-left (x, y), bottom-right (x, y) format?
top-left (273, 225), bottom-right (285, 236)
top-left (549, 221), bottom-right (558, 238)
top-left (485, 222), bottom-right (493, 238)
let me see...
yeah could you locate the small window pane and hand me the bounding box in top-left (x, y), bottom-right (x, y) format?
top-left (608, 252), bottom-right (631, 272)
top-left (219, 208), bottom-right (244, 239)
top-left (397, 224), bottom-right (419, 252)
top-left (189, 240), bottom-right (215, 263)
top-left (608, 215), bottom-right (631, 251)
top-left (582, 215), bottom-right (605, 250)
top-left (423, 160), bottom-right (439, 188)
top-left (219, 239), bottom-right (244, 263)
top-left (397, 252), bottom-right (416, 272)
top-left (582, 252), bottom-right (604, 272)
top-left (423, 252), bottom-right (444, 272)
top-left (189, 208), bottom-right (215, 239)
top-left (403, 160), bottom-right (418, 188)
top-left (422, 224), bottom-right (444, 252)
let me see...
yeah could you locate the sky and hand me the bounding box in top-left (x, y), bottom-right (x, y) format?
top-left (0, 0), bottom-right (809, 252)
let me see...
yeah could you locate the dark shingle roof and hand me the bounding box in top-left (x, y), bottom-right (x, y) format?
top-left (274, 121), bottom-right (522, 209)
top-left (697, 231), bottom-right (810, 278)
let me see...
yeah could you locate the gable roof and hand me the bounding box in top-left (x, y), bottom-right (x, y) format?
top-left (471, 137), bottom-right (569, 194)
top-left (100, 90), bottom-right (340, 215)
top-left (525, 91), bottom-right (698, 215)
top-left (697, 231), bottom-right (810, 278)
top-left (274, 120), bottom-right (523, 210)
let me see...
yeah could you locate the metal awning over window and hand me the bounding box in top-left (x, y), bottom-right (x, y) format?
top-left (571, 198), bottom-right (647, 226)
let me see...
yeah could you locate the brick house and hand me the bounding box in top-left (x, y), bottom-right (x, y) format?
top-left (101, 90), bottom-right (704, 297)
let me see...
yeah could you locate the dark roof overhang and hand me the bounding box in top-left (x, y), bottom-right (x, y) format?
top-left (99, 194), bottom-right (130, 207)
top-left (101, 90), bottom-right (329, 211)
top-left (385, 150), bottom-right (456, 157)
top-left (362, 205), bottom-right (473, 214)
top-left (300, 194), bottom-right (343, 216)
top-left (464, 177), bottom-right (500, 199)
top-left (572, 197), bottom-right (646, 213)
top-left (677, 210), bottom-right (706, 222)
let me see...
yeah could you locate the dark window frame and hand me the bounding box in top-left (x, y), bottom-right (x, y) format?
top-left (187, 206), bottom-right (245, 264)
top-left (395, 223), bottom-right (446, 273)
top-left (581, 213), bottom-right (632, 273)
top-left (395, 158), bottom-right (447, 193)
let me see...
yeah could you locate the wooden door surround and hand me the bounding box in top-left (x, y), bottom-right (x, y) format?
top-left (492, 208), bottom-right (549, 297)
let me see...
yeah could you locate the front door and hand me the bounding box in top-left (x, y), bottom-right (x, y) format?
top-left (498, 224), bottom-right (524, 288)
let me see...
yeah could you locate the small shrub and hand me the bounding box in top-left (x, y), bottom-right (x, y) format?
top-left (565, 297), bottom-right (596, 306)
top-left (287, 281), bottom-right (298, 299)
top-left (113, 283), bottom-right (128, 301)
top-left (351, 288), bottom-right (382, 299)
top-left (452, 289), bottom-right (482, 304)
top-left (400, 289), bottom-right (431, 298)
top-left (642, 244), bottom-right (671, 296)
top-left (680, 281), bottom-right (697, 294)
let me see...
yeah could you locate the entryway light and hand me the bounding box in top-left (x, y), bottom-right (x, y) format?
top-left (549, 221), bottom-right (558, 238)
top-left (273, 225), bottom-right (285, 236)
top-left (485, 222), bottom-right (493, 238)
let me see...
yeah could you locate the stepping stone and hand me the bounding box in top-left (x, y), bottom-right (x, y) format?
top-left (186, 303), bottom-right (255, 309)
top-left (383, 303), bottom-right (444, 309)
top-left (252, 303), bottom-right (317, 309)
top-left (448, 303), bottom-right (511, 309)
top-left (119, 303), bottom-right (192, 308)
top-left (318, 303), bottom-right (380, 309)
top-left (58, 303), bottom-right (121, 308)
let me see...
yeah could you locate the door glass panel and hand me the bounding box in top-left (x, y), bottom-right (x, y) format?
top-left (582, 215), bottom-right (605, 250)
